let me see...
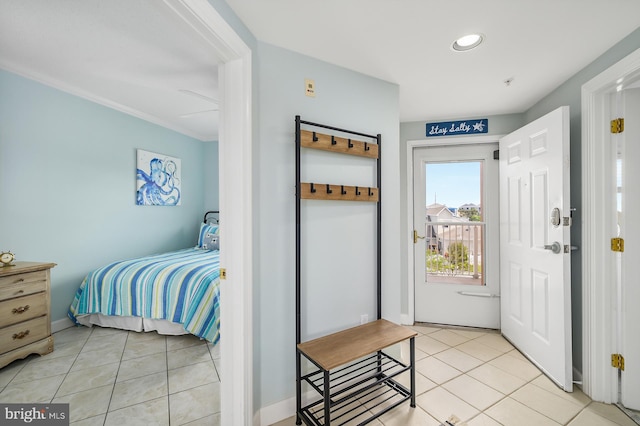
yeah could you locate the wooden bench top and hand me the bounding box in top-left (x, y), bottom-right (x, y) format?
top-left (297, 319), bottom-right (417, 371)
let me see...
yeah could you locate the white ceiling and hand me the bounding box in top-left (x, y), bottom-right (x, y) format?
top-left (226, 0), bottom-right (640, 122)
top-left (0, 0), bottom-right (221, 141)
top-left (1, 1), bottom-right (640, 142)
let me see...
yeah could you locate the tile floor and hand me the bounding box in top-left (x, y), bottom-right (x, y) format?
top-left (1, 323), bottom-right (637, 426)
top-left (273, 323), bottom-right (639, 426)
top-left (0, 325), bottom-right (221, 425)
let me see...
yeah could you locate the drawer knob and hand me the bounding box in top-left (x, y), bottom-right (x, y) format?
top-left (12, 305), bottom-right (30, 314)
top-left (12, 330), bottom-right (30, 340)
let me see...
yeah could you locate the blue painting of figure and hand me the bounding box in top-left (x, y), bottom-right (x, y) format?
top-left (136, 149), bottom-right (181, 206)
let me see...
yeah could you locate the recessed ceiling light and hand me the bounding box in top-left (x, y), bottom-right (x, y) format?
top-left (452, 34), bottom-right (484, 52)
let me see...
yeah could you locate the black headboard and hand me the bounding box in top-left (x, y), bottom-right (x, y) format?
top-left (203, 210), bottom-right (220, 224)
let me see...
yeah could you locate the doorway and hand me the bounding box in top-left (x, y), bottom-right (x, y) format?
top-left (408, 107), bottom-right (573, 392)
top-left (412, 143), bottom-right (500, 329)
top-left (611, 86), bottom-right (640, 415)
top-left (168, 2), bottom-right (254, 424)
top-left (582, 47), bottom-right (640, 410)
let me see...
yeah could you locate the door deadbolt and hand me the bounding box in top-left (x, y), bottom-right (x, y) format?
top-left (550, 207), bottom-right (561, 227)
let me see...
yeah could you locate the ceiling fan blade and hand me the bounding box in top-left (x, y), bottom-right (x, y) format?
top-left (179, 89), bottom-right (218, 104)
top-left (179, 109), bottom-right (219, 118)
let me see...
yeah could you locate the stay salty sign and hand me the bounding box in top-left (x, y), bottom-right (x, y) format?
top-left (425, 118), bottom-right (488, 137)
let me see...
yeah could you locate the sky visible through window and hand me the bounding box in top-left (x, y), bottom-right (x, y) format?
top-left (425, 161), bottom-right (481, 209)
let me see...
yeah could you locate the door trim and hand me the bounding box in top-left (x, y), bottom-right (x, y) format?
top-left (581, 47), bottom-right (640, 403)
top-left (405, 135), bottom-right (504, 325)
top-left (168, 1), bottom-right (254, 424)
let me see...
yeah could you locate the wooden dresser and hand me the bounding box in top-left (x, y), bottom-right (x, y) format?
top-left (0, 262), bottom-right (56, 368)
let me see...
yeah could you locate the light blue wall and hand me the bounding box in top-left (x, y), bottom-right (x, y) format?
top-left (523, 26), bottom-right (640, 377)
top-left (255, 41), bottom-right (400, 408)
top-left (0, 69), bottom-right (212, 322)
top-left (204, 141), bottom-right (219, 211)
top-left (207, 0), bottom-right (257, 49)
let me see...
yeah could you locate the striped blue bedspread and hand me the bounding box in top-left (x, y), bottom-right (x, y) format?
top-left (68, 248), bottom-right (220, 343)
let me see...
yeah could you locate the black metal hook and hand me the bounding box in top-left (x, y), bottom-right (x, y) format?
top-left (310, 182), bottom-right (316, 193)
top-left (331, 135), bottom-right (337, 145)
top-left (326, 184), bottom-right (332, 194)
top-left (368, 187), bottom-right (373, 196)
top-left (364, 142), bottom-right (370, 151)
top-left (348, 138), bottom-right (353, 148)
top-left (312, 132), bottom-right (318, 142)
top-left (341, 185), bottom-right (347, 195)
top-left (355, 186), bottom-right (361, 196)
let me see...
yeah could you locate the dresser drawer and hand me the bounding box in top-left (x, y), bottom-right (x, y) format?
top-left (0, 293), bottom-right (47, 327)
top-left (0, 271), bottom-right (48, 301)
top-left (0, 316), bottom-right (49, 354)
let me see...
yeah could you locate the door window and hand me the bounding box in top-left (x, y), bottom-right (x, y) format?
top-left (424, 161), bottom-right (485, 285)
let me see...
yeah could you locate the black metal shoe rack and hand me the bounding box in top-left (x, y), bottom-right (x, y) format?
top-left (295, 116), bottom-right (417, 426)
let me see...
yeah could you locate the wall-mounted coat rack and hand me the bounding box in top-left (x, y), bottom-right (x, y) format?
top-left (295, 116), bottom-right (416, 426)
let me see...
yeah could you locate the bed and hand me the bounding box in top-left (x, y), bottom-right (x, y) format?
top-left (68, 211), bottom-right (221, 343)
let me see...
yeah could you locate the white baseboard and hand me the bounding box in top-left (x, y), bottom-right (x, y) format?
top-left (258, 390), bottom-right (317, 426)
top-left (259, 396), bottom-right (295, 426)
top-left (400, 314), bottom-right (412, 325)
top-left (51, 317), bottom-right (75, 333)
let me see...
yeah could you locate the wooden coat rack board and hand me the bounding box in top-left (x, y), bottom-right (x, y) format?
top-left (295, 116), bottom-right (417, 426)
top-left (300, 183), bottom-right (378, 202)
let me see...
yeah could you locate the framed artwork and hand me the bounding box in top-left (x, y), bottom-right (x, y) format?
top-left (136, 149), bottom-right (181, 206)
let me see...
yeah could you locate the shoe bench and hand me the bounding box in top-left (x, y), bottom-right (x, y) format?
top-left (296, 319), bottom-right (417, 425)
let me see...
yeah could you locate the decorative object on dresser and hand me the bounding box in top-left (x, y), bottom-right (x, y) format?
top-left (0, 251), bottom-right (15, 267)
top-left (0, 262), bottom-right (56, 369)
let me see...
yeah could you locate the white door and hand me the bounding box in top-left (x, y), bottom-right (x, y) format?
top-left (414, 143), bottom-right (500, 328)
top-left (618, 88), bottom-right (640, 410)
top-left (499, 106), bottom-right (573, 391)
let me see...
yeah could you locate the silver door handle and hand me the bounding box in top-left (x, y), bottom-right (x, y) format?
top-left (544, 242), bottom-right (562, 254)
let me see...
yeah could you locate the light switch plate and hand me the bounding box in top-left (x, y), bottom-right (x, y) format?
top-left (305, 79), bottom-right (315, 97)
